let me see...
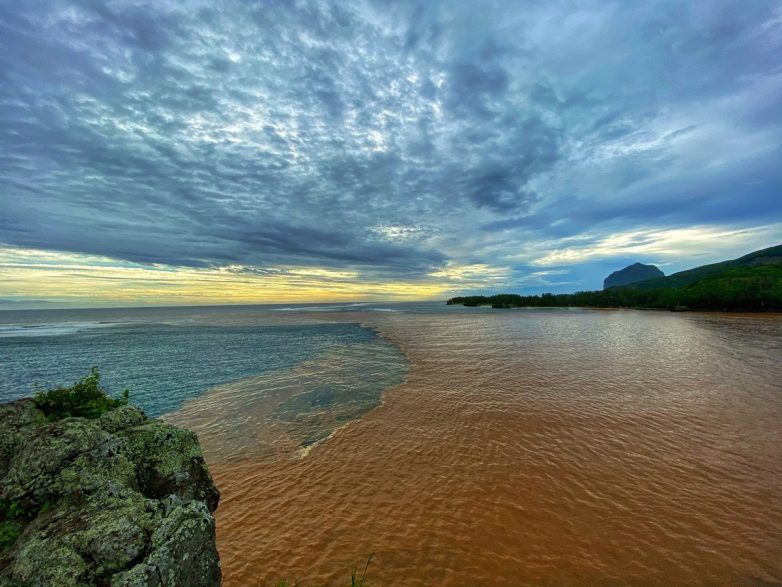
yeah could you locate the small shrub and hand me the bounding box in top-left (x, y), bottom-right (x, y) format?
top-left (0, 521), bottom-right (23, 549)
top-left (0, 499), bottom-right (52, 550)
top-left (33, 367), bottom-right (129, 420)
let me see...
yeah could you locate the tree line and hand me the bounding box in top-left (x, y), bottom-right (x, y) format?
top-left (447, 265), bottom-right (782, 312)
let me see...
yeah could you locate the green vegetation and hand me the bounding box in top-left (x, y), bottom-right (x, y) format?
top-left (33, 367), bottom-right (129, 420)
top-left (350, 553), bottom-right (373, 587)
top-left (0, 498), bottom-right (24, 550)
top-left (448, 264), bottom-right (782, 312)
top-left (618, 243), bottom-right (782, 290)
top-left (604, 262), bottom-right (664, 289)
top-left (0, 499), bottom-right (54, 550)
top-left (2, 368), bottom-right (129, 549)
top-left (0, 520), bottom-right (22, 550)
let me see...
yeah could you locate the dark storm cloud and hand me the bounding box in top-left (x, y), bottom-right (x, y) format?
top-left (1, 0), bottom-right (781, 286)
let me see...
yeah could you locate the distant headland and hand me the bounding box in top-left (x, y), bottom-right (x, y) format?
top-left (603, 263), bottom-right (664, 289)
top-left (448, 244), bottom-right (782, 312)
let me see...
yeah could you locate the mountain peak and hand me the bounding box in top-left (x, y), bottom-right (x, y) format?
top-left (604, 263), bottom-right (664, 289)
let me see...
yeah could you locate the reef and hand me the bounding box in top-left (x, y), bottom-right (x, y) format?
top-left (0, 398), bottom-right (220, 586)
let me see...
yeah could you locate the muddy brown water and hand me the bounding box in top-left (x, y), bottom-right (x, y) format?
top-left (170, 309), bottom-right (782, 586)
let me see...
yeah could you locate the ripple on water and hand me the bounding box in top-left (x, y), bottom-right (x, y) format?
top-left (167, 333), bottom-right (408, 462)
top-left (0, 319), bottom-right (402, 419)
top-left (8, 306), bottom-right (777, 584)
top-left (170, 309), bottom-right (782, 586)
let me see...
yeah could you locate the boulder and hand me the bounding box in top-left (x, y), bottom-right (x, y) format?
top-left (0, 399), bottom-right (220, 586)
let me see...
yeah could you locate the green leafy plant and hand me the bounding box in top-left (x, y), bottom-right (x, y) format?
top-left (0, 499), bottom-right (54, 550)
top-left (33, 367), bottom-right (129, 420)
top-left (0, 521), bottom-right (23, 550)
top-left (0, 499), bottom-right (23, 548)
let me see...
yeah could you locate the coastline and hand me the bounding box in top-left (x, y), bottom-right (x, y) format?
top-left (449, 303), bottom-right (782, 314)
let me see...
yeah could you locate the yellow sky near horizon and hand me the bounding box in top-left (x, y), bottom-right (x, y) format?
top-left (2, 223), bottom-right (778, 308)
top-left (0, 246), bottom-right (511, 307)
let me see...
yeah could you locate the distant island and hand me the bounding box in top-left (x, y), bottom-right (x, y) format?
top-left (448, 244), bottom-right (782, 312)
top-left (604, 263), bottom-right (664, 289)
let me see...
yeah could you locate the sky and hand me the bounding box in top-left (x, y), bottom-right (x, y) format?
top-left (1, 0), bottom-right (781, 308)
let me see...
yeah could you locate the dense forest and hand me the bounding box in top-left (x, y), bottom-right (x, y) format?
top-left (447, 264), bottom-right (782, 312)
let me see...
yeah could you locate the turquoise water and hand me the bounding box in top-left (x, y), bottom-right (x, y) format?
top-left (0, 305), bottom-right (410, 420)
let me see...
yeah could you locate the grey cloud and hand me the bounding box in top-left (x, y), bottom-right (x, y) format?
top-left (1, 0), bottom-right (781, 289)
top-left (446, 61), bottom-right (509, 118)
top-left (75, 0), bottom-right (182, 52)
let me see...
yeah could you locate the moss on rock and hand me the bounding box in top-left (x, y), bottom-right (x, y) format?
top-left (0, 398), bottom-right (220, 586)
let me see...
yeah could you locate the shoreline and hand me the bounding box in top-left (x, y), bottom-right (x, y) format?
top-left (449, 303), bottom-right (782, 315)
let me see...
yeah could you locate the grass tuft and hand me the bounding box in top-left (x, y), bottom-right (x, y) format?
top-left (0, 499), bottom-right (55, 550)
top-left (272, 553), bottom-right (374, 587)
top-left (351, 552), bottom-right (373, 587)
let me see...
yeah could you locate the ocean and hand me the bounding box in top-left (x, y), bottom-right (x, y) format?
top-left (0, 303), bottom-right (410, 457)
top-left (1, 303), bottom-right (781, 585)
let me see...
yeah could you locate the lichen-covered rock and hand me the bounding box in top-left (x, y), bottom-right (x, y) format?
top-left (122, 423), bottom-right (219, 511)
top-left (0, 400), bottom-right (220, 586)
top-left (112, 499), bottom-right (220, 587)
top-left (100, 405), bottom-right (147, 434)
top-left (0, 399), bottom-right (45, 477)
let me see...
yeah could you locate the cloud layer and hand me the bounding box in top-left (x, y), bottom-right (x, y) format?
top-left (2, 0), bottom-right (781, 303)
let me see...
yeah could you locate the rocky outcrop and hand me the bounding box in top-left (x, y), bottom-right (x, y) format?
top-left (603, 262), bottom-right (664, 289)
top-left (0, 399), bottom-right (220, 586)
